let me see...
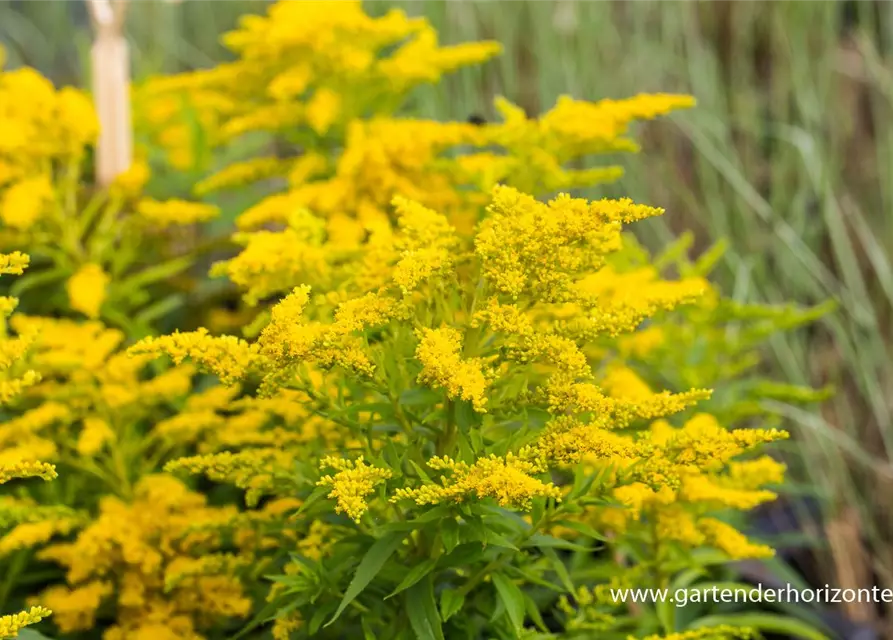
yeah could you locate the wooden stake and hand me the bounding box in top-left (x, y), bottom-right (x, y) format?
top-left (87, 0), bottom-right (131, 188)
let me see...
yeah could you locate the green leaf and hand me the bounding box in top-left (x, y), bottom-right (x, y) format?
top-left (690, 613), bottom-right (830, 640)
top-left (295, 485), bottom-right (330, 517)
top-left (380, 505), bottom-right (453, 532)
top-left (409, 460), bottom-right (435, 484)
top-left (491, 573), bottom-right (525, 633)
top-left (135, 293), bottom-right (184, 325)
top-left (654, 230), bottom-right (694, 272)
top-left (406, 575), bottom-right (444, 640)
top-left (115, 255), bottom-right (193, 291)
top-left (484, 529), bottom-right (518, 551)
top-left (400, 388), bottom-right (441, 406)
top-left (309, 601), bottom-right (339, 635)
top-left (523, 533), bottom-right (592, 552)
top-left (228, 596), bottom-right (284, 640)
top-left (385, 558), bottom-right (438, 599)
top-left (481, 506), bottom-right (529, 531)
top-left (469, 428), bottom-right (483, 452)
top-left (454, 400), bottom-right (481, 432)
top-left (541, 548), bottom-right (574, 593)
top-left (530, 498), bottom-right (544, 528)
top-left (382, 438), bottom-right (404, 470)
top-left (456, 429), bottom-right (476, 463)
top-left (565, 465), bottom-right (596, 501)
top-left (512, 566), bottom-right (567, 593)
top-left (523, 593), bottom-right (549, 633)
top-left (9, 266), bottom-right (67, 296)
top-left (439, 542), bottom-right (488, 567)
top-left (550, 519), bottom-right (610, 541)
top-left (690, 238), bottom-right (728, 276)
top-left (670, 567), bottom-right (708, 594)
top-left (441, 517), bottom-right (460, 553)
top-left (464, 514), bottom-right (518, 550)
top-left (362, 615), bottom-right (377, 640)
top-left (656, 593), bottom-right (675, 636)
top-left (439, 587), bottom-right (464, 622)
top-left (341, 402), bottom-right (395, 420)
top-left (326, 531), bottom-right (408, 626)
top-left (17, 631), bottom-right (55, 640)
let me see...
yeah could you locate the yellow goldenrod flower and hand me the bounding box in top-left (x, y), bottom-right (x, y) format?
top-left (271, 611), bottom-right (303, 640)
top-left (544, 375), bottom-right (711, 425)
top-left (656, 506), bottom-right (705, 546)
top-left (211, 227), bottom-right (329, 305)
top-left (37, 476), bottom-right (250, 636)
top-left (195, 157), bottom-right (292, 196)
top-left (0, 403), bottom-right (70, 447)
top-left (129, 328), bottom-right (260, 384)
top-left (0, 297), bottom-right (17, 318)
top-left (135, 198), bottom-right (220, 228)
top-left (256, 285), bottom-right (377, 376)
top-left (680, 473), bottom-right (777, 510)
top-left (296, 520), bottom-right (335, 561)
top-left (617, 325), bottom-right (665, 358)
top-left (305, 87), bottom-right (342, 135)
top-left (164, 553), bottom-right (248, 592)
top-left (0, 460), bottom-right (57, 484)
top-left (66, 263), bottom-right (109, 319)
top-left (0, 334), bottom-right (34, 371)
top-left (37, 582), bottom-right (111, 633)
top-left (75, 417), bottom-right (116, 457)
top-left (0, 606), bottom-right (52, 638)
top-left (394, 453), bottom-right (561, 510)
top-left (0, 371), bottom-right (41, 405)
top-left (637, 625), bottom-right (757, 640)
top-left (599, 364), bottom-right (653, 400)
top-left (0, 518), bottom-right (79, 557)
top-left (165, 449), bottom-right (294, 507)
top-left (536, 416), bottom-right (638, 466)
top-left (415, 326), bottom-right (489, 412)
top-left (110, 159), bottom-right (151, 199)
top-left (55, 87), bottom-right (100, 152)
top-left (0, 251), bottom-right (29, 275)
top-left (699, 518), bottom-right (774, 560)
top-left (331, 293), bottom-right (397, 334)
top-left (0, 175), bottom-right (53, 231)
top-left (317, 456), bottom-right (391, 523)
top-left (476, 186), bottom-right (663, 302)
top-left (727, 455), bottom-right (786, 487)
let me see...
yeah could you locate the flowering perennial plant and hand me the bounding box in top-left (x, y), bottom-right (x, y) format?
top-left (131, 178), bottom-right (818, 639)
top-left (0, 252), bottom-right (54, 638)
top-left (0, 3), bottom-right (832, 640)
top-left (0, 58), bottom-right (220, 333)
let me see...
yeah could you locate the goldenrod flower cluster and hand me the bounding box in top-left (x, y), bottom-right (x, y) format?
top-left (318, 456), bottom-right (392, 522)
top-left (415, 327), bottom-right (490, 413)
top-left (135, 177), bottom-right (799, 636)
top-left (37, 476), bottom-right (251, 639)
top-left (393, 453), bottom-right (561, 510)
top-left (0, 252), bottom-right (57, 637)
top-left (0, 58), bottom-right (222, 330)
top-left (0, 3), bottom-right (832, 639)
top-left (638, 627), bottom-right (758, 640)
top-left (135, 0), bottom-right (501, 171)
top-left (0, 606), bottom-right (52, 639)
top-left (0, 254), bottom-right (275, 640)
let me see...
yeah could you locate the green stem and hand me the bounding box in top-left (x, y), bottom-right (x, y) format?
top-left (436, 398), bottom-right (456, 456)
top-left (456, 503), bottom-right (558, 598)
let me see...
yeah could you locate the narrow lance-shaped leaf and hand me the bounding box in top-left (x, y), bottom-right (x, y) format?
top-left (326, 531), bottom-right (408, 626)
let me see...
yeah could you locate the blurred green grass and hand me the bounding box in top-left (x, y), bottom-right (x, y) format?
top-left (3, 0), bottom-right (893, 626)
